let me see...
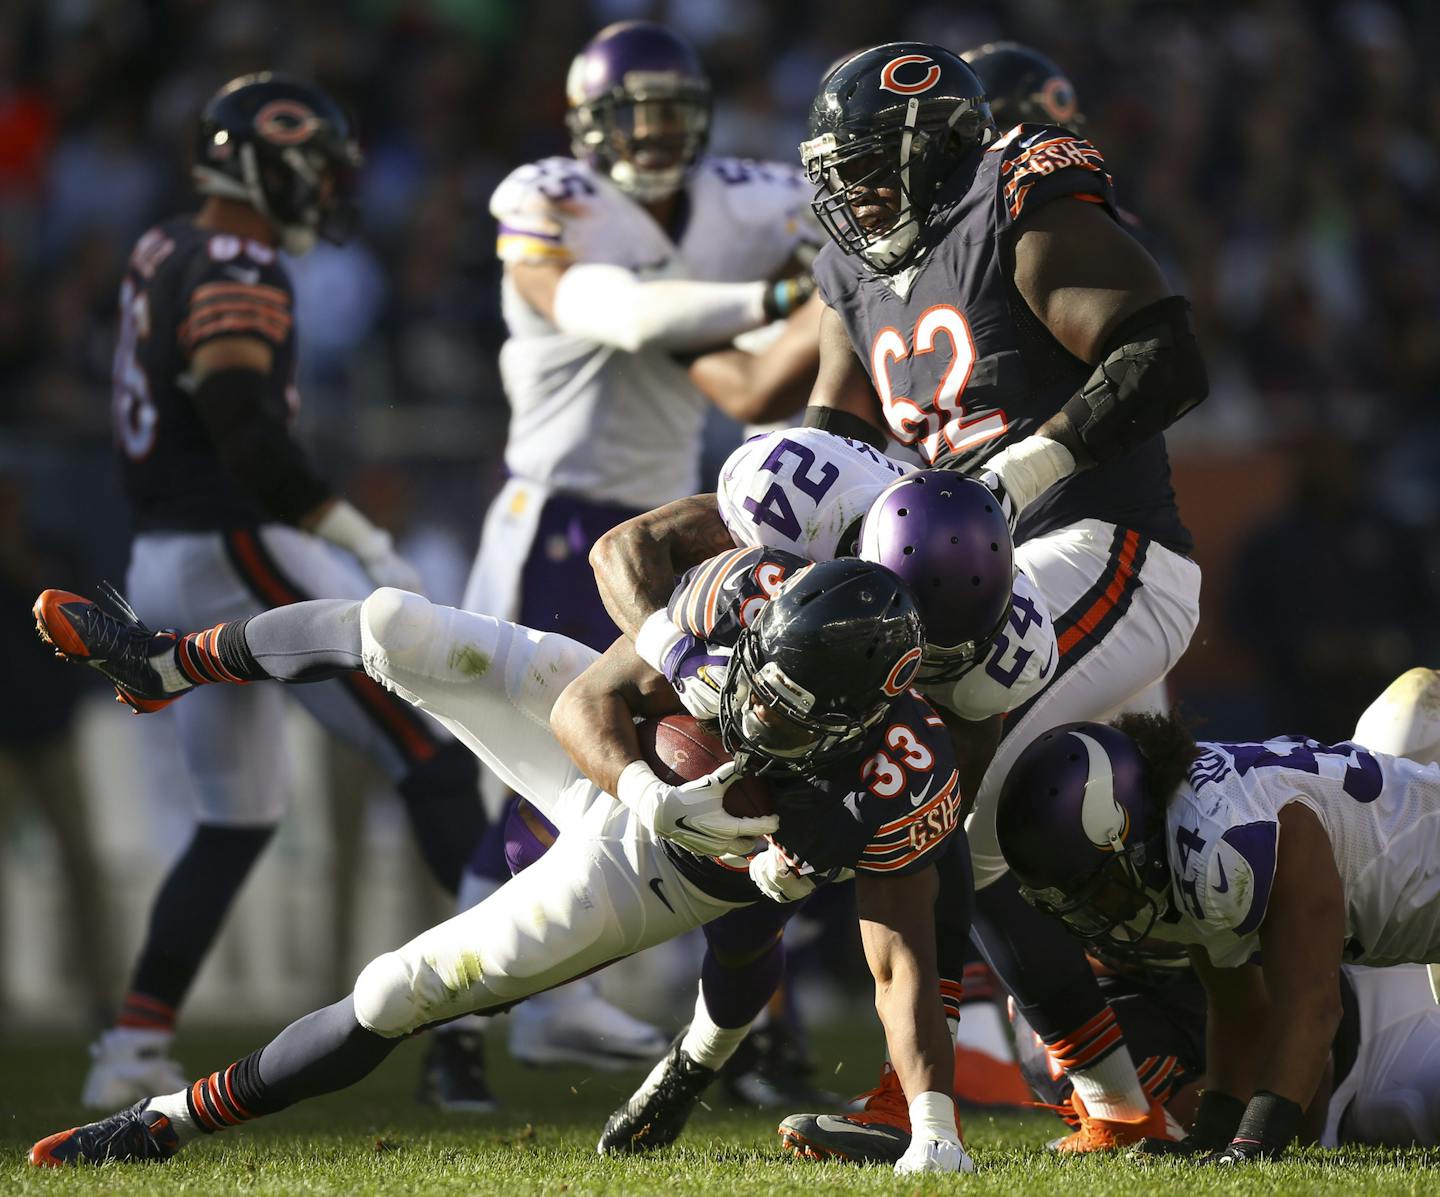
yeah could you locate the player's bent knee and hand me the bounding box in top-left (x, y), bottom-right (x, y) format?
top-left (353, 950), bottom-right (435, 1038)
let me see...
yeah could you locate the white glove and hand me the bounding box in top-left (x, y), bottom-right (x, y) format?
top-left (977, 434), bottom-right (1076, 524)
top-left (312, 500), bottom-right (425, 595)
top-left (616, 759), bottom-right (778, 857)
top-left (894, 1137), bottom-right (975, 1175)
top-left (748, 843), bottom-right (815, 903)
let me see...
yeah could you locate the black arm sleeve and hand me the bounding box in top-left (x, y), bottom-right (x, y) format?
top-left (1056, 295), bottom-right (1208, 465)
top-left (193, 368), bottom-right (333, 524)
top-left (802, 404), bottom-right (888, 450)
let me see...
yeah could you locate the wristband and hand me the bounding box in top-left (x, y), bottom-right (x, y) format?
top-left (634, 609), bottom-right (688, 676)
top-left (980, 435), bottom-right (1075, 515)
top-left (907, 1091), bottom-right (961, 1143)
top-left (614, 760), bottom-right (662, 821)
top-left (1189, 1089), bottom-right (1247, 1149)
top-left (1230, 1090), bottom-right (1301, 1155)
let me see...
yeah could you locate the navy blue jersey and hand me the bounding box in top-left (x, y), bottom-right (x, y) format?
top-left (813, 125), bottom-right (1191, 554)
top-left (659, 545), bottom-right (963, 902)
top-left (112, 218), bottom-right (299, 532)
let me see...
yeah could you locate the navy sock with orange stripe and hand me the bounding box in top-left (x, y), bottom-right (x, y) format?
top-left (173, 619), bottom-right (265, 686)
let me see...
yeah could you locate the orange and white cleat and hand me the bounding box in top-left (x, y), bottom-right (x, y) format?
top-left (33, 585), bottom-right (185, 714)
top-left (952, 1041), bottom-right (1033, 1110)
top-left (777, 1064), bottom-right (912, 1165)
top-left (1050, 1090), bottom-right (1183, 1153)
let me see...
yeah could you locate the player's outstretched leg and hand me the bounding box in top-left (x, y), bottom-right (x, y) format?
top-left (1353, 667), bottom-right (1440, 765)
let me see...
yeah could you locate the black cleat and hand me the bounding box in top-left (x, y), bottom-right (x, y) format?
top-left (30, 1100), bottom-right (181, 1167)
top-left (597, 1032), bottom-right (716, 1155)
top-left (417, 1029), bottom-right (498, 1113)
top-left (33, 585), bottom-right (185, 713)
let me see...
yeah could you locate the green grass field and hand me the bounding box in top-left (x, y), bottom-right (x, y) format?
top-left (3, 1027), bottom-right (1436, 1195)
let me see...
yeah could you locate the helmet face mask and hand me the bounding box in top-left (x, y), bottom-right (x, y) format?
top-left (565, 22), bottom-right (711, 203)
top-left (917, 599), bottom-right (1010, 684)
top-left (194, 73), bottom-right (362, 256)
top-left (801, 44), bottom-right (995, 273)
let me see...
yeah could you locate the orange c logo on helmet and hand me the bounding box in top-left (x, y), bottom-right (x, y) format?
top-left (882, 646), bottom-right (923, 696)
top-left (254, 99), bottom-right (323, 146)
top-left (879, 54), bottom-right (942, 96)
top-left (1039, 77), bottom-right (1078, 123)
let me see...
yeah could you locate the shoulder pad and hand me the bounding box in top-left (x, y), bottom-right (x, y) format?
top-left (179, 233), bottom-right (292, 351)
top-left (990, 124), bottom-right (1113, 225)
top-left (717, 428), bottom-right (908, 560)
top-left (667, 544), bottom-right (809, 643)
top-left (491, 158), bottom-right (597, 261)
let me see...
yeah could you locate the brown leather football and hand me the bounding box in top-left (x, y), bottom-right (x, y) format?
top-left (636, 714), bottom-right (774, 817)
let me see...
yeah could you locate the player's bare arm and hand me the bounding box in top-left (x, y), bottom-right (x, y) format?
top-left (1189, 947), bottom-right (1269, 1105)
top-left (686, 293), bottom-right (823, 425)
top-left (590, 494), bottom-right (733, 638)
top-left (800, 304), bottom-right (889, 448)
top-left (855, 867), bottom-right (955, 1125)
top-left (551, 634), bottom-right (684, 797)
top-left (1252, 803), bottom-right (1347, 1108)
top-left (1000, 196), bottom-right (1208, 472)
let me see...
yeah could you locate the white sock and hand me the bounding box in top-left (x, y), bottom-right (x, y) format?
top-left (144, 1090), bottom-right (202, 1144)
top-left (152, 646), bottom-right (191, 695)
top-left (953, 1002), bottom-right (1015, 1061)
top-left (678, 989), bottom-right (750, 1071)
top-left (1068, 1047), bottom-right (1149, 1121)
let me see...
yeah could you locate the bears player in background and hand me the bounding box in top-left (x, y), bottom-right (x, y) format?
top-left (31, 549), bottom-right (974, 1175)
top-left (82, 73), bottom-right (485, 1111)
top-left (782, 41), bottom-right (1207, 1156)
top-left (442, 19), bottom-right (823, 1098)
top-left (993, 669), bottom-right (1440, 1163)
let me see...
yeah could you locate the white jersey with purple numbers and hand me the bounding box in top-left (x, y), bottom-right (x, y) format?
top-left (492, 156), bottom-right (817, 509)
top-left (715, 427), bottom-right (1056, 721)
top-left (1153, 738), bottom-right (1440, 968)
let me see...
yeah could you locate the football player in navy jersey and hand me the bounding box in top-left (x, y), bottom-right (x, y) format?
top-left (31, 553), bottom-right (975, 1174)
top-left (782, 42), bottom-right (1208, 1154)
top-left (81, 73), bottom-right (486, 1112)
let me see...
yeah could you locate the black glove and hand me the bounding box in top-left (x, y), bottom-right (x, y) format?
top-left (1132, 1089), bottom-right (1245, 1159)
top-left (1203, 1091), bottom-right (1300, 1165)
top-left (762, 272), bottom-right (816, 321)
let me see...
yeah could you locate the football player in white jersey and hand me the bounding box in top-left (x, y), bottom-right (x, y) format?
top-left (995, 679), bottom-right (1440, 1163)
top-left (440, 19), bottom-right (824, 1101)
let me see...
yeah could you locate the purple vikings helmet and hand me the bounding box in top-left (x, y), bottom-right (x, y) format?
top-left (857, 471), bottom-right (1014, 683)
top-left (565, 21), bottom-right (712, 202)
top-left (995, 722), bottom-right (1170, 953)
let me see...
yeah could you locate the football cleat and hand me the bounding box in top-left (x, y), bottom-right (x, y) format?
top-left (82, 1028), bottom-right (188, 1110)
top-left (30, 1100), bottom-right (181, 1167)
top-left (597, 1032), bottom-right (716, 1155)
top-left (777, 1063), bottom-right (911, 1165)
top-left (1050, 1091), bottom-right (1183, 1153)
top-left (508, 979), bottom-right (668, 1070)
top-left (952, 1042), bottom-right (1033, 1110)
top-left (34, 585), bottom-right (185, 713)
top-left (417, 1029), bottom-right (497, 1113)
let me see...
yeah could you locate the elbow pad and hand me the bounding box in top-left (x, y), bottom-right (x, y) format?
top-left (194, 368), bottom-right (332, 523)
top-left (803, 404), bottom-right (888, 451)
top-left (1059, 296), bottom-right (1208, 463)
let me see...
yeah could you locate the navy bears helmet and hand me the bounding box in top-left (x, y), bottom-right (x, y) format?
top-left (961, 41), bottom-right (1084, 131)
top-left (193, 73), bottom-right (362, 256)
top-left (800, 43), bottom-right (994, 272)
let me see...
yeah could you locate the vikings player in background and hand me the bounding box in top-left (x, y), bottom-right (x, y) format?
top-left (437, 19), bottom-right (823, 1104)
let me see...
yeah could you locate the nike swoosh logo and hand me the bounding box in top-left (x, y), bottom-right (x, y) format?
top-left (1020, 130), bottom-right (1049, 148)
top-left (648, 877), bottom-right (674, 912)
top-left (813, 1115), bottom-right (903, 1139)
top-left (224, 265), bottom-right (262, 285)
top-left (909, 777), bottom-right (934, 807)
top-left (1214, 856), bottom-right (1229, 894)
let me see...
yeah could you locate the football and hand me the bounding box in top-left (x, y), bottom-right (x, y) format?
top-left (637, 714), bottom-right (775, 818)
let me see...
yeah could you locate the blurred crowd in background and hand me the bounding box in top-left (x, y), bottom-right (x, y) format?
top-left (2, 0), bottom-right (1438, 1022)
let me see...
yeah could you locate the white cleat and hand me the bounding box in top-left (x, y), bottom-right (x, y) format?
top-left (81, 1028), bottom-right (188, 1110)
top-left (508, 979), bottom-right (668, 1070)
